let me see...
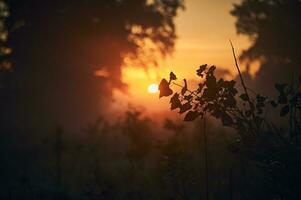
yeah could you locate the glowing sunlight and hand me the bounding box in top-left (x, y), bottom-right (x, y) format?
top-left (148, 83), bottom-right (158, 93)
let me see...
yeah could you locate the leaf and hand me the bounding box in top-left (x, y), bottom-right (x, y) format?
top-left (239, 93), bottom-right (249, 102)
top-left (280, 105), bottom-right (289, 117)
top-left (196, 64), bottom-right (207, 76)
top-left (159, 79), bottom-right (173, 98)
top-left (181, 79), bottom-right (188, 95)
top-left (170, 93), bottom-right (182, 110)
top-left (206, 75), bottom-right (216, 88)
top-left (184, 111), bottom-right (199, 121)
top-left (208, 65), bottom-right (216, 74)
top-left (179, 102), bottom-right (192, 114)
top-left (169, 72), bottom-right (177, 82)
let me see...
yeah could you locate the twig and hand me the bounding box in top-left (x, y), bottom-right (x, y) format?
top-left (229, 40), bottom-right (255, 120)
top-left (170, 81), bottom-right (199, 97)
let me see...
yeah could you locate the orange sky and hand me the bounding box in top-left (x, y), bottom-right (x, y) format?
top-left (112, 0), bottom-right (257, 115)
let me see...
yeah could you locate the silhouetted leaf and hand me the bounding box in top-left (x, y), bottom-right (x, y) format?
top-left (280, 105), bottom-right (289, 117)
top-left (184, 111), bottom-right (199, 121)
top-left (224, 80), bottom-right (236, 88)
top-left (179, 102), bottom-right (192, 114)
top-left (196, 64), bottom-right (207, 77)
top-left (159, 79), bottom-right (173, 98)
top-left (170, 93), bottom-right (181, 110)
top-left (239, 93), bottom-right (249, 101)
top-left (181, 79), bottom-right (188, 95)
top-left (169, 72), bottom-right (177, 82)
top-left (208, 65), bottom-right (216, 74)
top-left (206, 75), bottom-right (216, 88)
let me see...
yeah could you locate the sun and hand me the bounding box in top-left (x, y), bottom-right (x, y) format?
top-left (148, 83), bottom-right (159, 93)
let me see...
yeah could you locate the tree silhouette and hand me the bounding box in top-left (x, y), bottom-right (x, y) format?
top-left (4, 0), bottom-right (184, 130)
top-left (231, 0), bottom-right (301, 93)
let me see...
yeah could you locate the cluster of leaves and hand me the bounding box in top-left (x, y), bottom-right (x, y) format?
top-left (159, 65), bottom-right (301, 198)
top-left (270, 80), bottom-right (301, 143)
top-left (272, 82), bottom-right (301, 116)
top-left (159, 64), bottom-right (301, 137)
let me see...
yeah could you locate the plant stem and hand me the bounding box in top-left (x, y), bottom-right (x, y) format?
top-left (229, 40), bottom-right (255, 119)
top-left (170, 82), bottom-right (198, 97)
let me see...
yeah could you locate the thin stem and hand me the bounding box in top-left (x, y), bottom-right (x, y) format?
top-left (229, 40), bottom-right (255, 120)
top-left (171, 82), bottom-right (198, 97)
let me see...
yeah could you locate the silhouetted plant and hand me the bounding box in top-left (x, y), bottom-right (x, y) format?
top-left (159, 52), bottom-right (301, 199)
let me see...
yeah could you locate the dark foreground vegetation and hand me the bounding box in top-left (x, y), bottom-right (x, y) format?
top-left (159, 55), bottom-right (301, 199)
top-left (2, 69), bottom-right (301, 199)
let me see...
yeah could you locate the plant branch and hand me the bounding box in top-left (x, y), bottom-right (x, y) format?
top-left (229, 40), bottom-right (255, 120)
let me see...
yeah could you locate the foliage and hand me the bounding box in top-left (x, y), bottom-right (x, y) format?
top-left (2, 0), bottom-right (184, 131)
top-left (8, 0), bottom-right (184, 83)
top-left (159, 64), bottom-right (301, 199)
top-left (160, 64), bottom-right (301, 134)
top-left (230, 0), bottom-right (301, 96)
top-left (231, 0), bottom-right (301, 64)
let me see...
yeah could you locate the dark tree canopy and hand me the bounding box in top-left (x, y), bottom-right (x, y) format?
top-left (231, 0), bottom-right (301, 92)
top-left (231, 0), bottom-right (301, 64)
top-left (2, 0), bottom-right (183, 129)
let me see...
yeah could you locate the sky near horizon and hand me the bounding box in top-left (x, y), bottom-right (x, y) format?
top-left (164, 0), bottom-right (252, 77)
top-left (113, 0), bottom-right (255, 114)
